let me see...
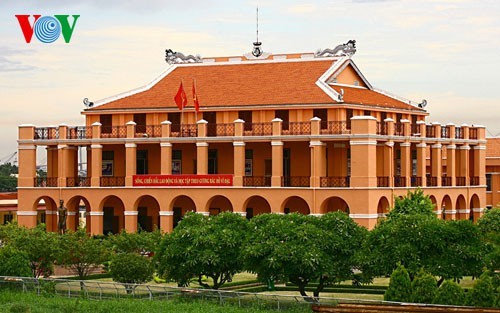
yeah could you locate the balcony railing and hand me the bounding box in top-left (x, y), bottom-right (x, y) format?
top-left (470, 176), bottom-right (480, 186)
top-left (67, 177), bottom-right (91, 187)
top-left (320, 121), bottom-right (351, 135)
top-left (282, 176), bottom-right (310, 187)
top-left (100, 176), bottom-right (125, 187)
top-left (68, 126), bottom-right (92, 139)
top-left (469, 128), bottom-right (478, 139)
top-left (427, 176), bottom-right (438, 187)
top-left (34, 177), bottom-right (58, 187)
top-left (394, 176), bottom-right (406, 187)
top-left (455, 127), bottom-right (463, 139)
top-left (282, 122), bottom-right (311, 136)
top-left (394, 123), bottom-right (404, 136)
top-left (243, 176), bottom-right (271, 187)
top-left (426, 125), bottom-right (435, 138)
top-left (101, 126), bottom-right (127, 138)
top-left (207, 123), bottom-right (235, 137)
top-left (411, 176), bottom-right (423, 187)
top-left (171, 124), bottom-right (198, 137)
top-left (441, 126), bottom-right (449, 138)
top-left (243, 123), bottom-right (273, 136)
top-left (34, 127), bottom-right (59, 140)
top-left (135, 125), bottom-right (161, 138)
top-left (377, 176), bottom-right (389, 187)
top-left (376, 122), bottom-right (387, 135)
top-left (456, 176), bottom-right (467, 186)
top-left (441, 176), bottom-right (452, 186)
top-left (320, 176), bottom-right (350, 187)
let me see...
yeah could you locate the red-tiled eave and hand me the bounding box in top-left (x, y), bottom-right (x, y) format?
top-left (88, 60), bottom-right (337, 111)
top-left (486, 137), bottom-right (500, 158)
top-left (332, 86), bottom-right (426, 113)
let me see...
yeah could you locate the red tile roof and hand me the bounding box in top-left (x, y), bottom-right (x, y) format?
top-left (331, 86), bottom-right (423, 111)
top-left (88, 58), bottom-right (424, 113)
top-left (487, 137), bottom-right (500, 158)
top-left (91, 60), bottom-right (336, 111)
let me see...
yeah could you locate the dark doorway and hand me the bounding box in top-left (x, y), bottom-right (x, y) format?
top-left (208, 149), bottom-right (218, 174)
top-left (204, 112), bottom-right (216, 136)
top-left (136, 150), bottom-right (148, 174)
top-left (275, 110), bottom-right (289, 131)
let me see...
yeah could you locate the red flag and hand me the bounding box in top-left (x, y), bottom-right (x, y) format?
top-left (192, 80), bottom-right (200, 113)
top-left (174, 82), bottom-right (187, 110)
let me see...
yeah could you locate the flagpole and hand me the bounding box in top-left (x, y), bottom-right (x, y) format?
top-left (194, 79), bottom-right (198, 122)
top-left (180, 79), bottom-right (184, 135)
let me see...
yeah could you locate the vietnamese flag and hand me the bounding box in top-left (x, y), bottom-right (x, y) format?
top-left (192, 80), bottom-right (200, 113)
top-left (174, 82), bottom-right (187, 110)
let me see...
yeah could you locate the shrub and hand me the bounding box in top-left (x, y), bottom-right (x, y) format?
top-left (0, 246), bottom-right (31, 277)
top-left (110, 253), bottom-right (153, 294)
top-left (467, 272), bottom-right (495, 307)
top-left (384, 264), bottom-right (412, 302)
top-left (411, 269), bottom-right (437, 304)
top-left (433, 280), bottom-right (465, 306)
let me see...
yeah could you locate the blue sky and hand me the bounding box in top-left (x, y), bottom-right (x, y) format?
top-left (1, 0), bottom-right (499, 163)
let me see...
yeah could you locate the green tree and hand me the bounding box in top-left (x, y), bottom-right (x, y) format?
top-left (361, 197), bottom-right (486, 284)
top-left (477, 208), bottom-right (500, 272)
top-left (58, 229), bottom-right (109, 280)
top-left (467, 272), bottom-right (496, 308)
top-left (107, 229), bottom-right (162, 256)
top-left (110, 253), bottom-right (153, 294)
top-left (411, 269), bottom-right (437, 304)
top-left (0, 224), bottom-right (60, 278)
top-left (0, 246), bottom-right (31, 277)
top-left (384, 264), bottom-right (412, 302)
top-left (155, 212), bottom-right (249, 289)
top-left (386, 188), bottom-right (435, 219)
top-left (0, 163), bottom-right (18, 192)
top-left (433, 280), bottom-right (465, 306)
top-left (244, 212), bottom-right (366, 301)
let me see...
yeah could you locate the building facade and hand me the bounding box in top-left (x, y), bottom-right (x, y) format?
top-left (486, 137), bottom-right (500, 208)
top-left (17, 42), bottom-right (487, 234)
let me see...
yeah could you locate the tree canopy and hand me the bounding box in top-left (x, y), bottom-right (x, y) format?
top-left (245, 212), bottom-right (366, 301)
top-left (155, 212), bottom-right (249, 289)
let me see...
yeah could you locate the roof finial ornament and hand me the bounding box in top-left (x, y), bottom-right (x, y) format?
top-left (315, 40), bottom-right (357, 58)
top-left (165, 49), bottom-right (202, 64)
top-left (252, 7), bottom-right (263, 57)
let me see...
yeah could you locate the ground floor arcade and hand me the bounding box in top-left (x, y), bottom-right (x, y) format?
top-left (17, 186), bottom-right (485, 234)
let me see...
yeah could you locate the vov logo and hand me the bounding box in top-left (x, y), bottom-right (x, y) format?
top-left (15, 15), bottom-right (80, 43)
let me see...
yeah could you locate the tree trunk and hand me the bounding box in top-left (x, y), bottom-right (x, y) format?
top-left (437, 276), bottom-right (445, 287)
top-left (198, 275), bottom-right (210, 289)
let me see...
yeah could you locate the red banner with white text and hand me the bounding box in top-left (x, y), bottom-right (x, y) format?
top-left (132, 174), bottom-right (233, 187)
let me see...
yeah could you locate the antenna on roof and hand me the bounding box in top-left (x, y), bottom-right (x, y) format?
top-left (252, 7), bottom-right (263, 57)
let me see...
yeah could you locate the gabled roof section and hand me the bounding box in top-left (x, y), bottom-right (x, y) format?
top-left (87, 58), bottom-right (342, 112)
top-left (331, 85), bottom-right (426, 112)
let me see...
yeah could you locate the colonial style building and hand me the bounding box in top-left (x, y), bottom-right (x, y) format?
top-left (486, 137), bottom-right (500, 208)
top-left (16, 41), bottom-right (487, 234)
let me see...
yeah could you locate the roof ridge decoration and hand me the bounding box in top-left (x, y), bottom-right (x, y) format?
top-left (315, 40), bottom-right (356, 58)
top-left (165, 49), bottom-right (202, 64)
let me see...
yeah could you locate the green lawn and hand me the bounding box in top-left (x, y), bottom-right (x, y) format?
top-left (0, 290), bottom-right (310, 313)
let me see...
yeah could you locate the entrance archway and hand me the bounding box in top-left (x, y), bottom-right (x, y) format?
top-left (66, 196), bottom-right (91, 232)
top-left (100, 196), bottom-right (125, 234)
top-left (33, 196), bottom-right (57, 232)
top-left (470, 194), bottom-right (481, 222)
top-left (456, 195), bottom-right (467, 220)
top-left (170, 195), bottom-right (196, 228)
top-left (321, 196), bottom-right (350, 214)
top-left (135, 195), bottom-right (160, 232)
top-left (282, 196), bottom-right (310, 215)
top-left (377, 197), bottom-right (390, 218)
top-left (441, 195), bottom-right (453, 220)
top-left (206, 195), bottom-right (233, 216)
top-left (244, 196), bottom-right (271, 219)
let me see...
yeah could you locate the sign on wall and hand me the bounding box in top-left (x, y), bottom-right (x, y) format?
top-left (132, 174), bottom-right (233, 187)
